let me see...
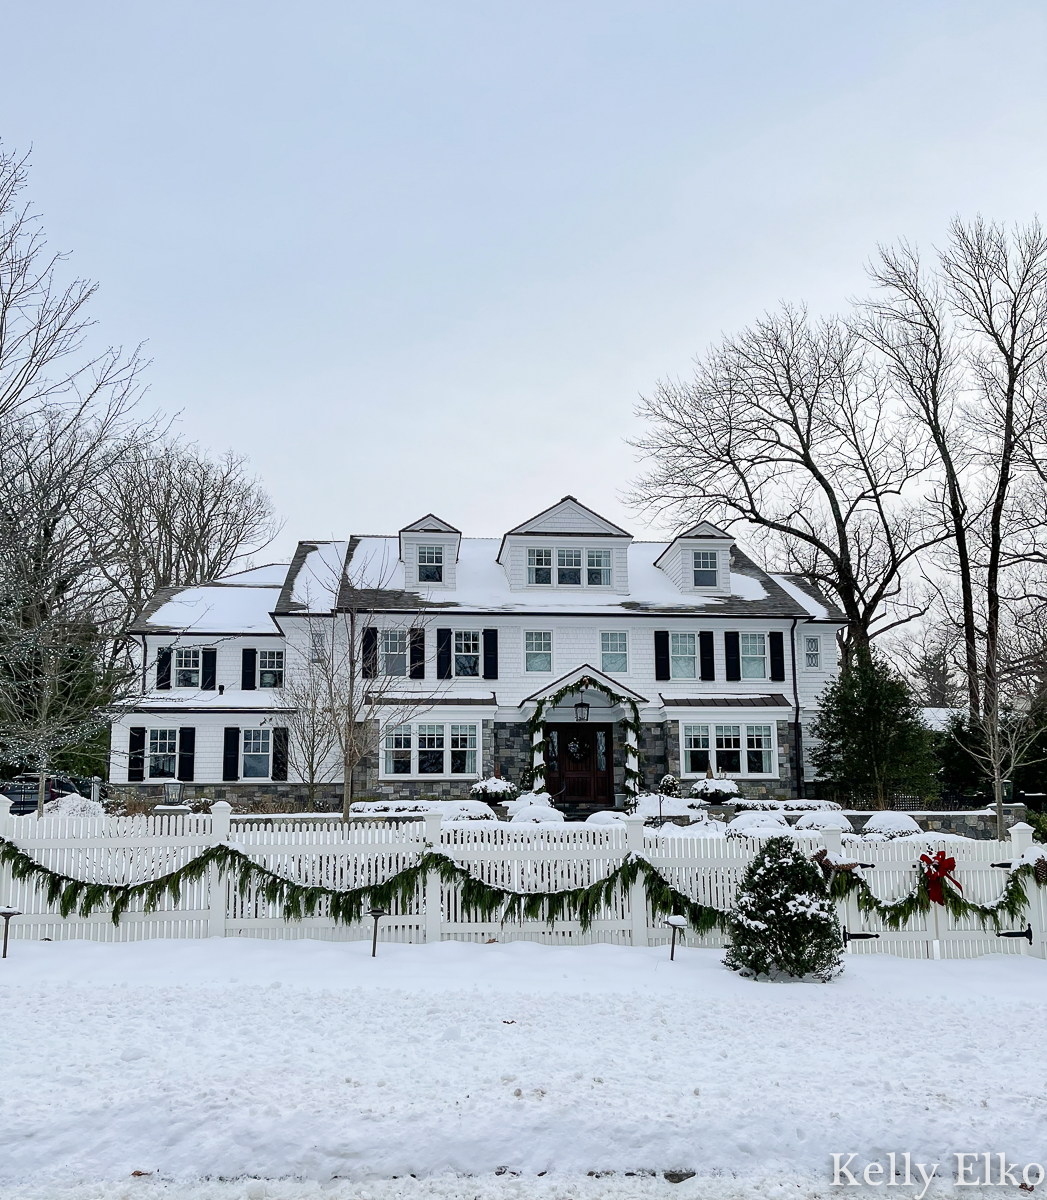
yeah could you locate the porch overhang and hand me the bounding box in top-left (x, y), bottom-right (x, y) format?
top-left (519, 664), bottom-right (649, 708)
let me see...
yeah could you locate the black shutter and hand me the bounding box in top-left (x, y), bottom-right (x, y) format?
top-left (222, 727), bottom-right (240, 781)
top-left (483, 628), bottom-right (498, 680)
top-left (436, 628), bottom-right (452, 679)
top-left (128, 727), bottom-right (146, 782)
top-left (362, 627), bottom-right (378, 679)
top-left (654, 631), bottom-right (670, 681)
top-left (769, 631), bottom-right (786, 681)
top-left (699, 630), bottom-right (715, 681)
top-left (725, 631), bottom-right (741, 681)
top-left (241, 647), bottom-right (257, 690)
top-left (156, 647), bottom-right (171, 691)
top-left (177, 727), bottom-right (196, 782)
top-left (409, 628), bottom-right (425, 679)
top-left (271, 726), bottom-right (289, 781)
top-left (201, 648), bottom-right (217, 691)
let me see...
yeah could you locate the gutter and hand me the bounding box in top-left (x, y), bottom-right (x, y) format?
top-left (789, 617), bottom-right (804, 799)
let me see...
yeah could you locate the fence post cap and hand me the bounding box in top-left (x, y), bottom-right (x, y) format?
top-left (422, 809), bottom-right (443, 841)
top-left (1010, 821), bottom-right (1033, 832)
top-left (210, 801), bottom-right (233, 813)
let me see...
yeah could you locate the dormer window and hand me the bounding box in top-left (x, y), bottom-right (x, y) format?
top-left (588, 550), bottom-right (611, 586)
top-left (418, 545), bottom-right (443, 583)
top-left (693, 551), bottom-right (718, 587)
top-left (528, 548), bottom-right (552, 585)
top-left (557, 548), bottom-right (582, 585)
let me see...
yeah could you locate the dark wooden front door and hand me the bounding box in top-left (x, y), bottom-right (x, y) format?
top-left (544, 724), bottom-right (614, 804)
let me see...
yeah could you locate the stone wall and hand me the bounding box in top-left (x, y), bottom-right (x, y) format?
top-left (845, 805), bottom-right (1027, 841)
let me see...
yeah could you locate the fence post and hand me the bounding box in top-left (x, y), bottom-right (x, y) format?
top-left (423, 810), bottom-right (443, 945)
top-left (821, 826), bottom-right (843, 855)
top-left (1009, 821), bottom-right (1034, 855)
top-left (1010, 823), bottom-right (1045, 958)
top-left (208, 801), bottom-right (232, 938)
top-left (625, 815), bottom-right (648, 947)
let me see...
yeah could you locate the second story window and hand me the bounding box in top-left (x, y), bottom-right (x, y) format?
top-left (557, 548), bottom-right (582, 585)
top-left (527, 548), bottom-right (552, 584)
top-left (380, 630), bottom-right (408, 676)
top-left (174, 648), bottom-right (200, 688)
top-left (454, 630), bottom-right (480, 676)
top-left (587, 550), bottom-right (611, 586)
top-left (670, 632), bottom-right (696, 678)
top-left (258, 650), bottom-right (284, 688)
top-left (418, 545), bottom-right (443, 583)
top-left (601, 631), bottom-right (627, 673)
top-left (693, 551), bottom-right (718, 587)
top-left (740, 633), bottom-right (767, 678)
top-left (805, 635), bottom-right (821, 668)
top-left (310, 626), bottom-right (328, 663)
top-left (525, 631), bottom-right (552, 672)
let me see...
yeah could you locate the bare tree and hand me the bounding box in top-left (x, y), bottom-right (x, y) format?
top-left (278, 621), bottom-right (340, 811)
top-left (633, 306), bottom-right (942, 660)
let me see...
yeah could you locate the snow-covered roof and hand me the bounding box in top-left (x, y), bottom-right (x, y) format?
top-left (134, 565), bottom-right (290, 635)
top-left (129, 688), bottom-right (293, 712)
top-left (767, 574), bottom-right (837, 620)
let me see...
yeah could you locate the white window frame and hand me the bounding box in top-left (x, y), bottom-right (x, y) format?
top-left (449, 724), bottom-right (478, 775)
top-left (379, 721), bottom-right (482, 779)
top-left (524, 630), bottom-right (552, 673)
top-left (682, 723), bottom-right (710, 775)
top-left (527, 547), bottom-right (552, 585)
top-left (600, 630), bottom-right (628, 673)
top-left (417, 545), bottom-right (444, 584)
top-left (380, 629), bottom-right (408, 677)
top-left (804, 634), bottom-right (821, 669)
top-left (384, 723), bottom-right (412, 774)
top-left (670, 632), bottom-right (696, 679)
top-left (740, 632), bottom-right (767, 679)
top-left (258, 649), bottom-right (284, 688)
top-left (149, 728), bottom-right (178, 779)
top-left (242, 728), bottom-right (271, 779)
top-left (453, 630), bottom-right (481, 677)
top-left (678, 720), bottom-right (778, 778)
top-left (587, 549), bottom-right (612, 587)
top-left (692, 550), bottom-right (718, 587)
top-left (173, 648), bottom-right (200, 688)
top-left (557, 548), bottom-right (582, 586)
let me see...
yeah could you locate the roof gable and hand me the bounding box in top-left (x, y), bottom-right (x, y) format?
top-left (675, 519), bottom-right (733, 541)
top-left (501, 495), bottom-right (630, 549)
top-left (399, 513), bottom-right (461, 535)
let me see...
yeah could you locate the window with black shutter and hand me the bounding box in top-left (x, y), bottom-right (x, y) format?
top-left (725, 631), bottom-right (741, 681)
top-left (699, 630), bottom-right (715, 681)
top-left (241, 648), bottom-right (257, 690)
top-left (436, 628), bottom-right (452, 679)
top-left (654, 631), bottom-right (670, 681)
top-left (409, 628), bottom-right (425, 679)
top-left (201, 649), bottom-right (217, 691)
top-left (155, 647), bottom-right (171, 691)
top-left (483, 628), bottom-right (498, 679)
top-left (222, 727), bottom-right (240, 781)
top-left (128, 727), bottom-right (146, 782)
top-left (177, 727), bottom-right (196, 782)
top-left (271, 727), bottom-right (289, 781)
top-left (362, 627), bottom-right (378, 679)
top-left (769, 631), bottom-right (786, 681)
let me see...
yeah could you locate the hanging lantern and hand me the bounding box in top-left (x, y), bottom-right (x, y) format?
top-left (574, 699), bottom-right (590, 723)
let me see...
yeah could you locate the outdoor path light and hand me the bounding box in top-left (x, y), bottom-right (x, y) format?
top-left (666, 915), bottom-right (687, 961)
top-left (369, 907), bottom-right (387, 957)
top-left (1, 907), bottom-right (21, 959)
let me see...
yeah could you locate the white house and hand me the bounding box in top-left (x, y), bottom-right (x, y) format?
top-left (109, 497), bottom-right (845, 809)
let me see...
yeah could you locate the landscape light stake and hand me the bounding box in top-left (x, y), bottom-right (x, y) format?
top-left (1, 907), bottom-right (21, 958)
top-left (666, 915), bottom-right (687, 961)
top-left (369, 906), bottom-right (387, 957)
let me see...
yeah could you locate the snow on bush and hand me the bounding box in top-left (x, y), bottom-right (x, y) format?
top-left (469, 777), bottom-right (520, 803)
top-left (585, 810), bottom-right (625, 825)
top-left (632, 791), bottom-right (710, 821)
top-left (725, 835), bottom-right (844, 982)
top-left (657, 774), bottom-right (681, 797)
top-left (690, 778), bottom-right (739, 800)
top-left (502, 791), bottom-right (554, 816)
top-left (794, 810), bottom-right (855, 832)
top-left (734, 798), bottom-right (841, 812)
top-left (509, 803), bottom-right (565, 824)
top-left (860, 811), bottom-right (923, 840)
top-left (349, 799), bottom-right (494, 823)
top-left (43, 792), bottom-right (103, 817)
top-left (726, 810), bottom-right (791, 838)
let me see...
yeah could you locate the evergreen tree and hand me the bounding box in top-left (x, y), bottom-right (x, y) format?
top-left (724, 837), bottom-right (843, 981)
top-left (809, 650), bottom-right (938, 807)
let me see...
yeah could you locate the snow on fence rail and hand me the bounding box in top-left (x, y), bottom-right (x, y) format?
top-left (1, 802), bottom-right (1043, 958)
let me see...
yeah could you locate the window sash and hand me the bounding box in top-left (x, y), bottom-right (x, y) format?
top-left (384, 723), bottom-right (412, 774)
top-left (242, 729), bottom-right (271, 778)
top-left (670, 632), bottom-right (696, 678)
top-left (174, 648), bottom-right (200, 688)
top-left (525, 631), bottom-right (552, 672)
top-left (418, 545), bottom-right (444, 583)
top-left (450, 723), bottom-right (477, 774)
top-left (805, 636), bottom-right (820, 668)
top-left (454, 631), bottom-right (480, 676)
top-left (693, 550), bottom-right (718, 587)
top-left (557, 548), bottom-right (581, 586)
top-left (527, 548), bottom-right (552, 585)
top-left (740, 633), bottom-right (767, 679)
top-left (148, 729), bottom-right (177, 778)
top-left (380, 629), bottom-right (408, 677)
top-left (258, 650), bottom-right (284, 688)
top-left (587, 549), bottom-right (611, 586)
top-left (746, 724), bottom-right (773, 773)
top-left (683, 723), bottom-right (710, 774)
top-left (601, 630), bottom-right (627, 673)
top-left (680, 722), bottom-right (775, 776)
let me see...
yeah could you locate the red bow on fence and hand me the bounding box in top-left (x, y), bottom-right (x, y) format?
top-left (919, 850), bottom-right (962, 906)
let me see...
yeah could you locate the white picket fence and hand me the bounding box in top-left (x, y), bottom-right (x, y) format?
top-left (1, 802), bottom-right (1044, 959)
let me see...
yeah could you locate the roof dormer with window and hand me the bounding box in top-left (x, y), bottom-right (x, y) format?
top-left (654, 520), bottom-right (734, 597)
top-left (399, 514), bottom-right (461, 590)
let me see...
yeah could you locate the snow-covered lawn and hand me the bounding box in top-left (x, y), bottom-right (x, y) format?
top-left (1, 938), bottom-right (1045, 1200)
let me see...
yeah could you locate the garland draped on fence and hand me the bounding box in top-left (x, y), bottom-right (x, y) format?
top-left (0, 837), bottom-right (726, 934)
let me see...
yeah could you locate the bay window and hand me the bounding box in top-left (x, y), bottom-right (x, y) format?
top-left (670, 632), bottom-right (696, 678)
top-left (385, 722), bottom-right (480, 777)
top-left (680, 722), bottom-right (777, 776)
top-left (525, 631), bottom-right (552, 672)
top-left (740, 633), bottom-right (767, 679)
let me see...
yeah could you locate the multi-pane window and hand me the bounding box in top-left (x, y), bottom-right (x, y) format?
top-left (601, 630), bottom-right (628, 673)
top-left (740, 633), bottom-right (767, 679)
top-left (747, 725), bottom-right (773, 773)
top-left (149, 729), bottom-right (177, 778)
top-left (670, 632), bottom-right (696, 678)
top-left (805, 635), bottom-right (821, 668)
top-left (683, 724), bottom-right (710, 774)
top-left (417, 724), bottom-right (445, 774)
top-left (243, 729), bottom-right (270, 778)
top-left (417, 545), bottom-right (443, 584)
top-left (174, 648), bottom-right (200, 688)
top-left (454, 631), bottom-right (480, 676)
top-left (525, 631), bottom-right (552, 672)
top-left (587, 549), bottom-right (611, 586)
top-left (384, 724), bottom-right (411, 774)
top-left (380, 630), bottom-right (408, 676)
top-left (450, 724), bottom-right (477, 774)
top-left (258, 650), bottom-right (284, 688)
top-left (693, 551), bottom-right (718, 587)
top-left (557, 548), bottom-right (582, 585)
top-left (715, 725), bottom-right (742, 773)
top-left (310, 626), bottom-right (328, 663)
top-left (527, 548), bottom-right (552, 585)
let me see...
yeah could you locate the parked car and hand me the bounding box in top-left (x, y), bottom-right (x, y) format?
top-left (1, 774), bottom-right (85, 815)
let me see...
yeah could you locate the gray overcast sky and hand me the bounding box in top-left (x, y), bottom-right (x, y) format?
top-left (3, 2), bottom-right (1046, 558)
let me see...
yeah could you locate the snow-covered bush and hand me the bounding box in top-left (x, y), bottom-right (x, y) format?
top-left (794, 810), bottom-right (854, 832)
top-left (658, 774), bottom-right (681, 797)
top-left (470, 777), bottom-right (520, 803)
top-left (734, 798), bottom-right (841, 813)
top-left (860, 811), bottom-right (922, 840)
top-left (725, 810), bottom-right (791, 838)
top-left (689, 778), bottom-right (739, 801)
top-left (43, 793), bottom-right (103, 818)
top-left (510, 804), bottom-right (565, 824)
top-left (349, 799), bottom-right (494, 823)
top-left (585, 810), bottom-right (625, 826)
top-left (632, 792), bottom-right (710, 822)
top-left (725, 835), bottom-right (844, 982)
top-left (502, 791), bottom-right (554, 817)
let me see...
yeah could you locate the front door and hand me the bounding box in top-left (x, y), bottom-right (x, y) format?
top-left (543, 724), bottom-right (614, 804)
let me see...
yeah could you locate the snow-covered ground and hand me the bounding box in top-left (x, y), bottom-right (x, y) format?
top-left (1, 938), bottom-right (1045, 1200)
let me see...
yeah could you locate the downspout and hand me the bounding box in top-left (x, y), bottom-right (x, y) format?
top-left (789, 618), bottom-right (804, 799)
